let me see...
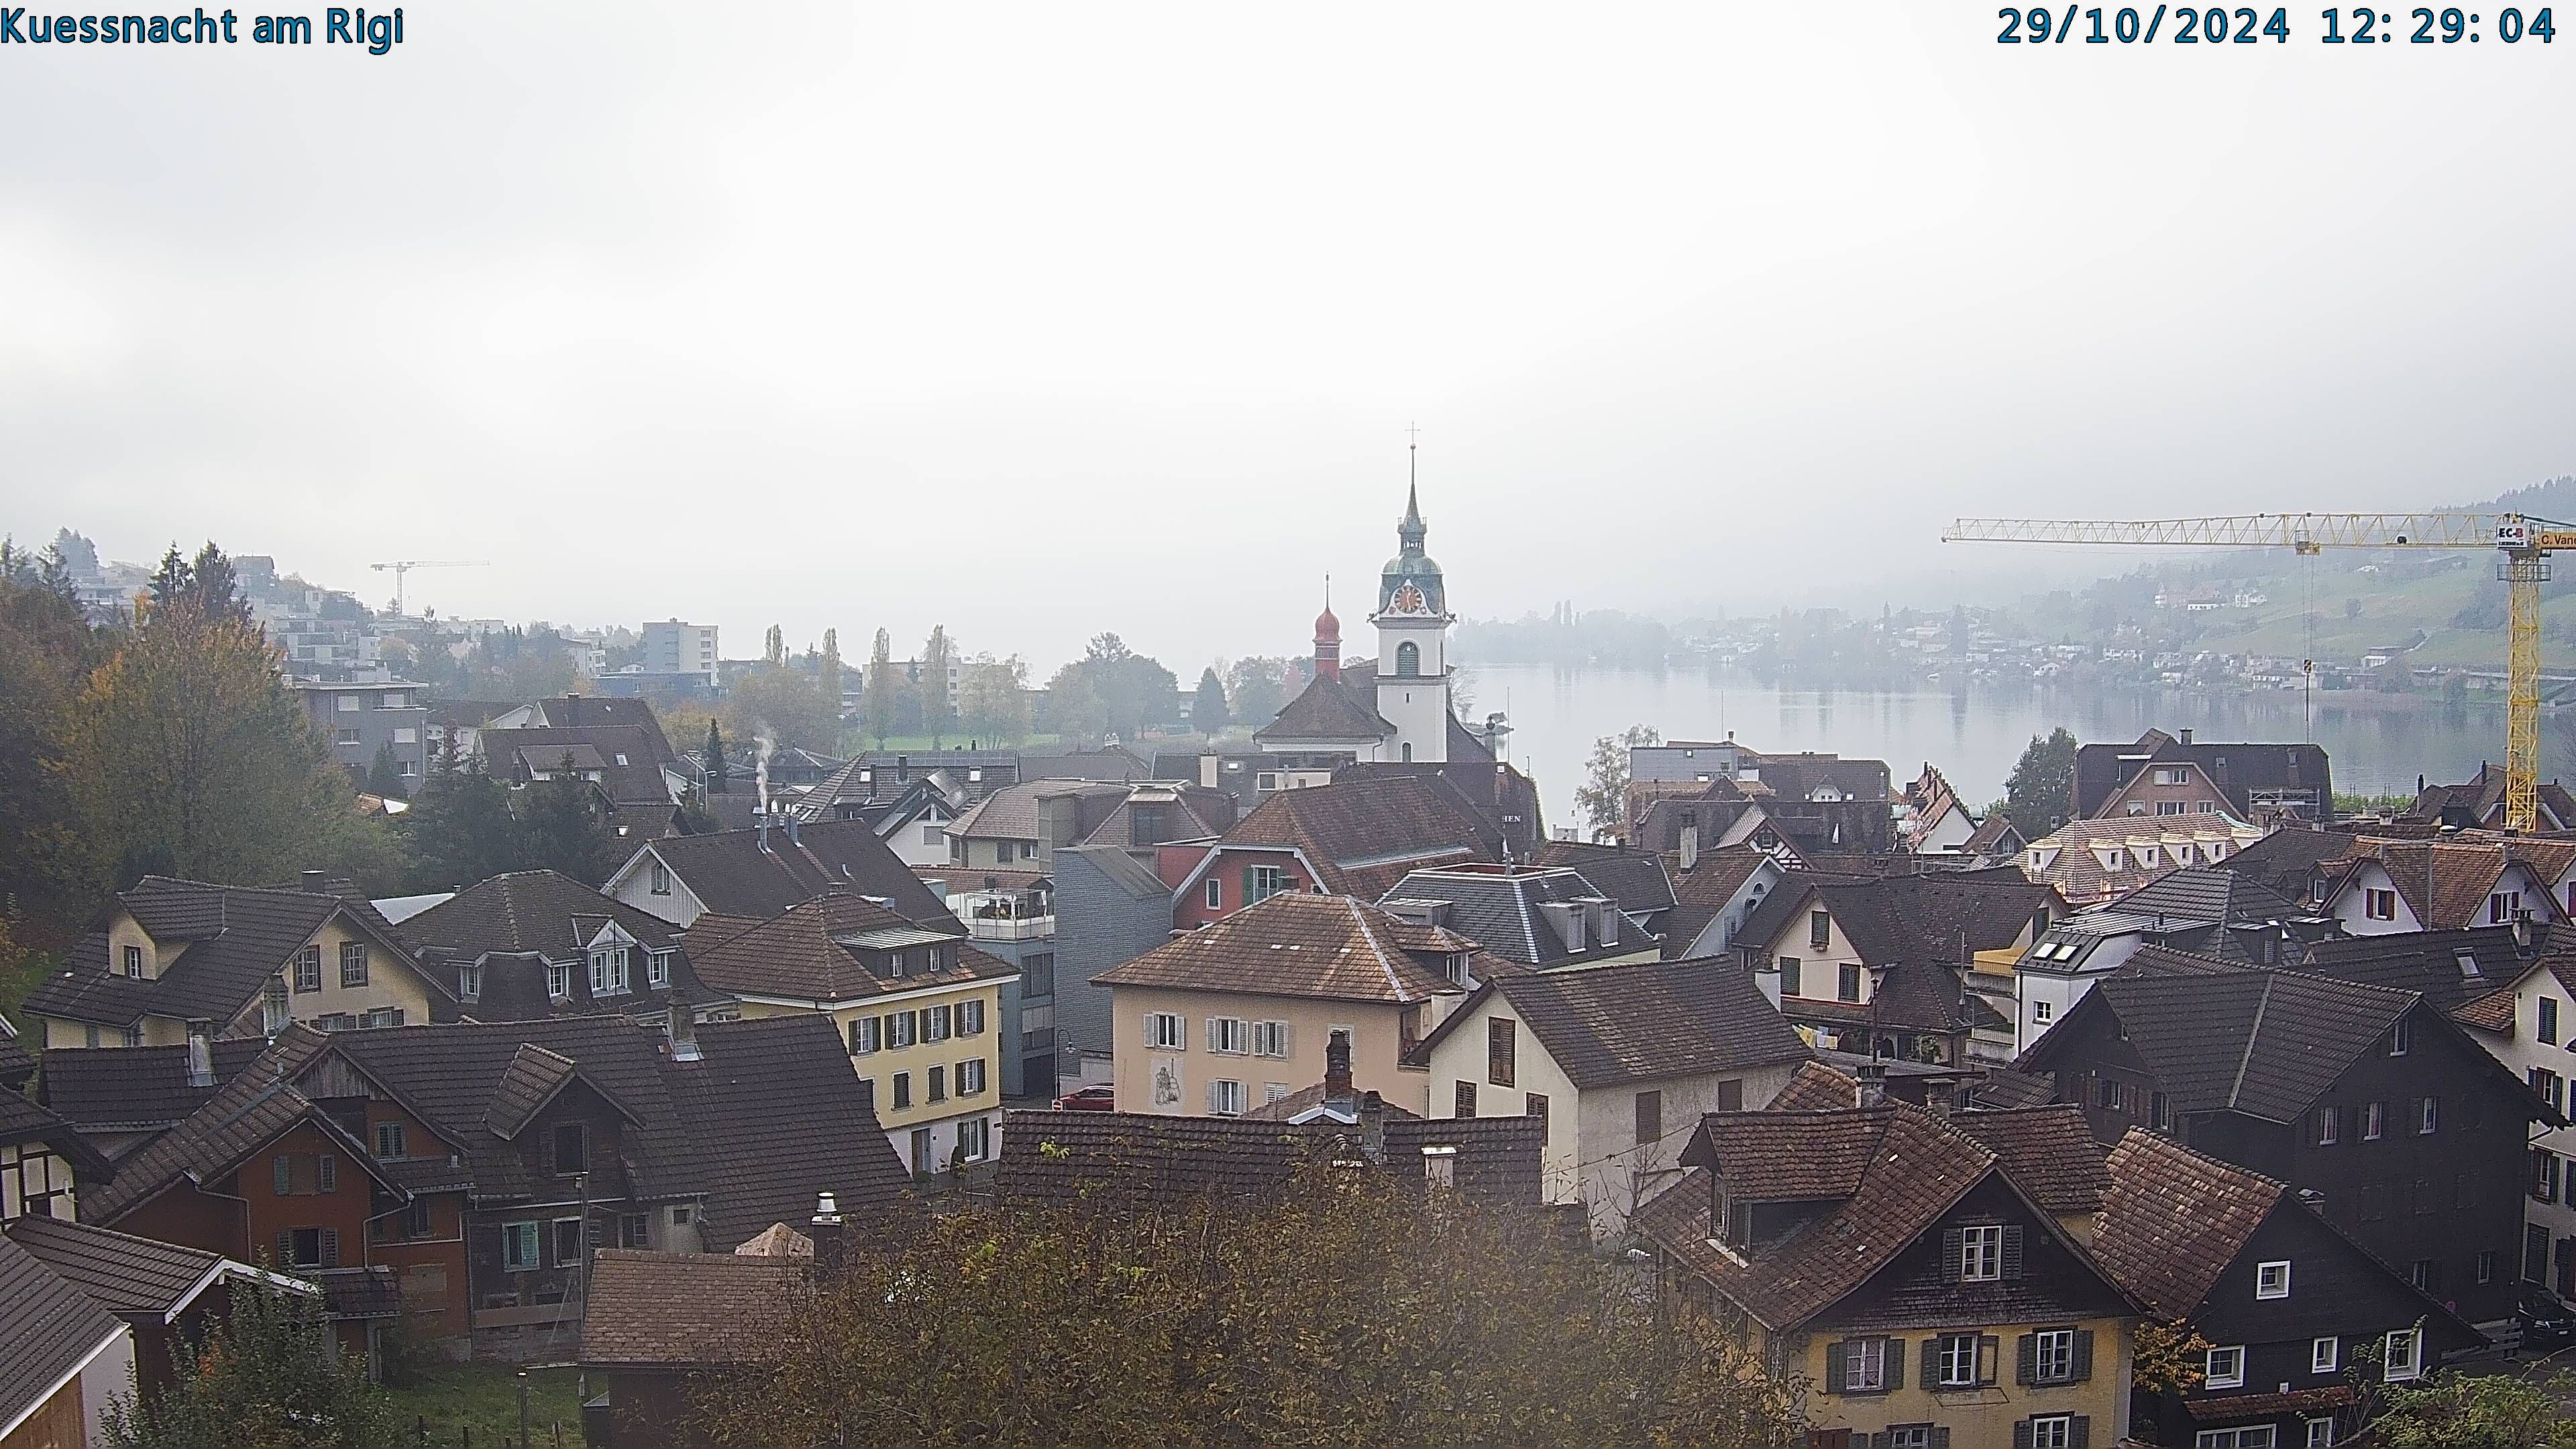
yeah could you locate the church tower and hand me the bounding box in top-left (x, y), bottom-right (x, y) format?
top-left (1371, 462), bottom-right (1452, 764)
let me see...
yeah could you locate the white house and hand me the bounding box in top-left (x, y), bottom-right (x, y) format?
top-left (1411, 957), bottom-right (1811, 1240)
top-left (2451, 954), bottom-right (2576, 1300)
top-left (2322, 842), bottom-right (2561, 936)
top-left (1658, 843), bottom-right (1783, 961)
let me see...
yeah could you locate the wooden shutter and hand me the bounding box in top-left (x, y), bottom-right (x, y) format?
top-left (1823, 1340), bottom-right (1847, 1394)
top-left (2011, 1421), bottom-right (2033, 1449)
top-left (2069, 1416), bottom-right (2090, 1449)
top-left (1941, 1226), bottom-right (1966, 1281)
top-left (1883, 1337), bottom-right (1904, 1390)
top-left (2072, 1329), bottom-right (2094, 1382)
top-left (1206, 1017), bottom-right (1220, 1051)
top-left (1919, 1337), bottom-right (1941, 1388)
top-left (1206, 1080), bottom-right (1222, 1114)
top-left (273, 1156), bottom-right (293, 1196)
top-left (317, 1155), bottom-right (337, 1193)
top-left (1928, 1431), bottom-right (1949, 1449)
top-left (1978, 1334), bottom-right (2000, 1386)
top-left (2016, 1332), bottom-right (2037, 1385)
top-left (1142, 1012), bottom-right (1157, 1048)
top-left (1277, 1023), bottom-right (1293, 1057)
top-left (320, 1228), bottom-right (340, 1267)
top-left (2001, 1223), bottom-right (2025, 1279)
top-left (274, 1230), bottom-right (292, 1268)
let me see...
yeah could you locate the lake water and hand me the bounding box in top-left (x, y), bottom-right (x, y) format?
top-left (1462, 664), bottom-right (2537, 832)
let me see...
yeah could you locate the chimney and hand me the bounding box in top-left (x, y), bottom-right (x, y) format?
top-left (1358, 1089), bottom-right (1387, 1163)
top-left (185, 1021), bottom-right (215, 1088)
top-left (784, 812), bottom-right (801, 846)
top-left (2514, 911), bottom-right (2534, 950)
top-left (667, 1003), bottom-right (702, 1062)
top-left (1324, 1028), bottom-right (1354, 1105)
top-left (2179, 727), bottom-right (2194, 745)
top-left (299, 869), bottom-right (327, 892)
top-left (1679, 822), bottom-right (1700, 873)
top-left (1856, 1061), bottom-right (1888, 1108)
top-left (1751, 957), bottom-right (1783, 1008)
top-left (809, 1190), bottom-right (846, 1269)
top-left (896, 754), bottom-right (910, 782)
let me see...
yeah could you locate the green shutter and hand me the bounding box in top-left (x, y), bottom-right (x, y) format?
top-left (2016, 1332), bottom-right (2037, 1385)
top-left (1921, 1337), bottom-right (1941, 1387)
top-left (1941, 1226), bottom-right (1965, 1280)
top-left (1884, 1337), bottom-right (1904, 1391)
top-left (2070, 1416), bottom-right (2090, 1449)
top-left (2073, 1329), bottom-right (2094, 1382)
top-left (2002, 1223), bottom-right (2026, 1279)
top-left (1823, 1340), bottom-right (1847, 1394)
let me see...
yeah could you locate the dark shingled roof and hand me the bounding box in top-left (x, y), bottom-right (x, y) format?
top-left (1737, 871), bottom-right (2059, 969)
top-left (1095, 893), bottom-right (1467, 1005)
top-left (2075, 731), bottom-right (2331, 822)
top-left (994, 1108), bottom-right (1543, 1209)
top-left (580, 1248), bottom-right (798, 1368)
top-left (1658, 846), bottom-right (1778, 958)
top-left (631, 818), bottom-right (955, 926)
top-left (83, 1030), bottom-right (393, 1225)
top-left (0, 1088), bottom-right (112, 1179)
top-left (1945, 1106), bottom-right (2110, 1217)
top-left (482, 723), bottom-right (676, 806)
top-left (1378, 863), bottom-right (1656, 967)
top-left (484, 1044), bottom-right (580, 1139)
top-left (1253, 673), bottom-right (1393, 743)
top-left (2214, 826), bottom-right (2359, 902)
top-left (402, 869), bottom-right (682, 958)
top-left (2299, 925), bottom-right (2542, 1011)
top-left (1526, 841), bottom-right (1677, 917)
top-left (5, 1216), bottom-right (229, 1320)
top-left (2105, 867), bottom-right (2298, 926)
top-left (26, 876), bottom-right (445, 1029)
top-left (1415, 957), bottom-right (1811, 1089)
top-left (0, 1230), bottom-right (125, 1430)
top-left (38, 1036), bottom-right (272, 1134)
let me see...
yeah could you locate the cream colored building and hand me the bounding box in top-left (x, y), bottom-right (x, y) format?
top-left (684, 892), bottom-right (1016, 1176)
top-left (23, 876), bottom-right (445, 1052)
top-left (1093, 892), bottom-right (1478, 1119)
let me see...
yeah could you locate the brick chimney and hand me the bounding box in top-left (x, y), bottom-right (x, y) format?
top-left (809, 1189), bottom-right (845, 1269)
top-left (1324, 1027), bottom-right (1353, 1106)
top-left (1856, 1061), bottom-right (1888, 1108)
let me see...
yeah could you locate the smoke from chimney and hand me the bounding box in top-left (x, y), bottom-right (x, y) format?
top-left (754, 730), bottom-right (776, 816)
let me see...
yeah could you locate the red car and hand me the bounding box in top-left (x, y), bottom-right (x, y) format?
top-left (1053, 1083), bottom-right (1116, 1112)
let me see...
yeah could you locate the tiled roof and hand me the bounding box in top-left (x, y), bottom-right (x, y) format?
top-left (1527, 841), bottom-right (1676, 916)
top-left (2021, 816), bottom-right (2267, 905)
top-left (525, 696), bottom-right (683, 771)
top-left (1970, 1067), bottom-right (2059, 1110)
top-left (482, 724), bottom-right (676, 806)
top-left (2453, 987), bottom-right (2520, 1034)
top-left (1093, 894), bottom-right (1462, 1005)
top-left (1242, 1081), bottom-right (1425, 1123)
top-left (0, 1089), bottom-right (110, 1178)
top-left (682, 894), bottom-right (991, 1004)
top-left (1739, 871), bottom-right (2059, 969)
top-left (1377, 864), bottom-right (1654, 967)
top-left (1421, 957), bottom-right (1810, 1090)
top-left (1658, 845), bottom-right (1777, 957)
top-left (946, 780), bottom-right (1130, 843)
top-left (3, 1216), bottom-right (228, 1319)
top-left (484, 1044), bottom-right (580, 1138)
top-left (1217, 775), bottom-right (1503, 897)
top-left (84, 1030), bottom-right (387, 1225)
top-left (26, 877), bottom-right (445, 1028)
top-left (2211, 826), bottom-right (2359, 902)
top-left (35, 1037), bottom-right (272, 1135)
top-left (1648, 1104), bottom-right (2006, 1330)
top-left (1961, 813), bottom-right (2025, 855)
top-left (580, 1249), bottom-right (797, 1367)
top-left (1766, 1060), bottom-right (1860, 1111)
top-left (1946, 1105), bottom-right (2109, 1216)
top-left (635, 818), bottom-right (955, 926)
top-left (2023, 949), bottom-right (2424, 1124)
top-left (402, 869), bottom-right (680, 959)
top-left (1016, 746), bottom-right (1155, 783)
top-left (0, 1231), bottom-right (125, 1431)
top-left (2105, 867), bottom-right (2298, 927)
top-left (1075, 785), bottom-right (1235, 852)
top-left (2092, 1128), bottom-right (2281, 1318)
top-left (1252, 674), bottom-right (1392, 742)
top-left (305, 1014), bottom-right (908, 1246)
top-left (2300, 924), bottom-right (2541, 1011)
top-left (2075, 733), bottom-right (2330, 821)
top-left (2332, 838), bottom-right (2529, 930)
top-left (994, 1108), bottom-right (1542, 1209)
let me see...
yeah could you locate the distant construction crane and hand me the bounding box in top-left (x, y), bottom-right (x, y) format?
top-left (368, 559), bottom-right (488, 616)
top-left (1944, 513), bottom-right (2572, 832)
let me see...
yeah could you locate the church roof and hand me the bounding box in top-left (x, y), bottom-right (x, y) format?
top-left (1254, 675), bottom-right (1393, 743)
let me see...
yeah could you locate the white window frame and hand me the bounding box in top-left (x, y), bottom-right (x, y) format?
top-left (2365, 888), bottom-right (2396, 921)
top-left (957, 1115), bottom-right (989, 1163)
top-left (2310, 1336), bottom-right (2337, 1373)
top-left (2389, 1016), bottom-right (2411, 1056)
top-left (924, 1004), bottom-right (953, 1043)
top-left (1251, 1020), bottom-right (1289, 1057)
top-left (2256, 1260), bottom-right (2291, 1299)
top-left (546, 962), bottom-right (572, 999)
top-left (2303, 1419), bottom-right (2333, 1449)
top-left (957, 1057), bottom-right (985, 1095)
top-left (849, 1016), bottom-right (881, 1055)
top-left (458, 963), bottom-right (482, 1002)
top-left (2383, 1328), bottom-right (2422, 1381)
top-left (2030, 1417), bottom-right (2074, 1449)
top-left (2196, 1430), bottom-right (2275, 1449)
top-left (2206, 1344), bottom-right (2246, 1390)
top-left (959, 997), bottom-right (984, 1035)
top-left (1204, 878), bottom-right (1222, 910)
top-left (1845, 1335), bottom-right (1886, 1392)
top-left (589, 947), bottom-right (629, 996)
top-left (2033, 1328), bottom-right (2075, 1383)
top-left (649, 859), bottom-right (672, 896)
top-left (1936, 1332), bottom-right (1980, 1387)
top-left (1146, 1012), bottom-right (1185, 1051)
top-left (1960, 1223), bottom-right (2004, 1282)
top-left (1208, 1079), bottom-right (1246, 1116)
top-left (1210, 1016), bottom-right (1249, 1055)
top-left (647, 951), bottom-right (670, 989)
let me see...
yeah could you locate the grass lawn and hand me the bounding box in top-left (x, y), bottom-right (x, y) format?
top-left (384, 1362), bottom-right (588, 1448)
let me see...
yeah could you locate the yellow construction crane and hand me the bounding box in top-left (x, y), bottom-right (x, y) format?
top-left (368, 558), bottom-right (488, 616)
top-left (1943, 513), bottom-right (2573, 832)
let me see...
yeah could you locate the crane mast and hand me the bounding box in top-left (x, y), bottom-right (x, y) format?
top-left (1944, 513), bottom-right (2566, 833)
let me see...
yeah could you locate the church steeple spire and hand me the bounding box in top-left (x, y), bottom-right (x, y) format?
top-left (1398, 437), bottom-right (1427, 555)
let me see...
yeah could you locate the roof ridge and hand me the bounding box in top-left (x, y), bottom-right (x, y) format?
top-left (1344, 897), bottom-right (1407, 1000)
top-left (2225, 973), bottom-right (2274, 1109)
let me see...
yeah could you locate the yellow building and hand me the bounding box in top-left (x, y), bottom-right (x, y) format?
top-left (1093, 892), bottom-right (1474, 1120)
top-left (23, 875), bottom-right (445, 1051)
top-left (1637, 1098), bottom-right (2141, 1449)
top-left (684, 893), bottom-right (1016, 1176)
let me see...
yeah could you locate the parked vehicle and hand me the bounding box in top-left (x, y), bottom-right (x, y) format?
top-left (1053, 1083), bottom-right (1116, 1112)
top-left (2518, 1286), bottom-right (2576, 1354)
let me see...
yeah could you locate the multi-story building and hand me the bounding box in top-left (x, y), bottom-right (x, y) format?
top-left (639, 619), bottom-right (719, 688)
top-left (683, 894), bottom-right (1015, 1175)
top-left (294, 680), bottom-right (429, 788)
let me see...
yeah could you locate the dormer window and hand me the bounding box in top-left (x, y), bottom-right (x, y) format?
top-left (459, 963), bottom-right (482, 1002)
top-left (590, 947), bottom-right (631, 996)
top-left (122, 944), bottom-right (144, 978)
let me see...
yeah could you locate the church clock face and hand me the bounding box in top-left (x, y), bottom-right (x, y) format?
top-left (1392, 583), bottom-right (1426, 614)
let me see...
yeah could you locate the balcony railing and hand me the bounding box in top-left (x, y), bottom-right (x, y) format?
top-left (964, 914), bottom-right (1055, 941)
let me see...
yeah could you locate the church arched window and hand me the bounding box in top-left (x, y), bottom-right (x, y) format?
top-left (1402, 743), bottom-right (1413, 762)
top-left (1395, 641), bottom-right (1420, 678)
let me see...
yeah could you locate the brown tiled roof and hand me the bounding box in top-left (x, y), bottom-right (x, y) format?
top-left (945, 779), bottom-right (1131, 843)
top-left (1766, 1060), bottom-right (1860, 1111)
top-left (1946, 1105), bottom-right (2109, 1216)
top-left (1961, 813), bottom-right (2024, 855)
top-left (1659, 846), bottom-right (1776, 957)
top-left (1216, 775), bottom-right (1503, 896)
top-left (1650, 1104), bottom-right (2006, 1330)
top-left (580, 1248), bottom-right (798, 1367)
top-left (2334, 838), bottom-right (2528, 930)
top-left (1242, 1081), bottom-right (1424, 1123)
top-left (33, 1038), bottom-right (276, 1136)
top-left (1970, 1067), bottom-right (2059, 1110)
top-left (2453, 986), bottom-right (2520, 1034)
top-left (1092, 893), bottom-right (1462, 1005)
top-left (3, 1216), bottom-right (229, 1319)
top-left (682, 894), bottom-right (991, 1004)
top-left (1415, 957), bottom-right (1810, 1090)
top-left (1738, 871), bottom-right (2060, 969)
top-left (0, 1231), bottom-right (125, 1430)
top-left (2092, 1129), bottom-right (2284, 1318)
top-left (85, 1030), bottom-right (391, 1225)
top-left (483, 1044), bottom-right (579, 1138)
top-left (26, 876), bottom-right (448, 1028)
top-left (636, 818), bottom-right (955, 926)
top-left (2181, 1387), bottom-right (2355, 1421)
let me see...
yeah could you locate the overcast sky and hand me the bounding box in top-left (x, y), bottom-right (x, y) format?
top-left (5, 2), bottom-right (2571, 673)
